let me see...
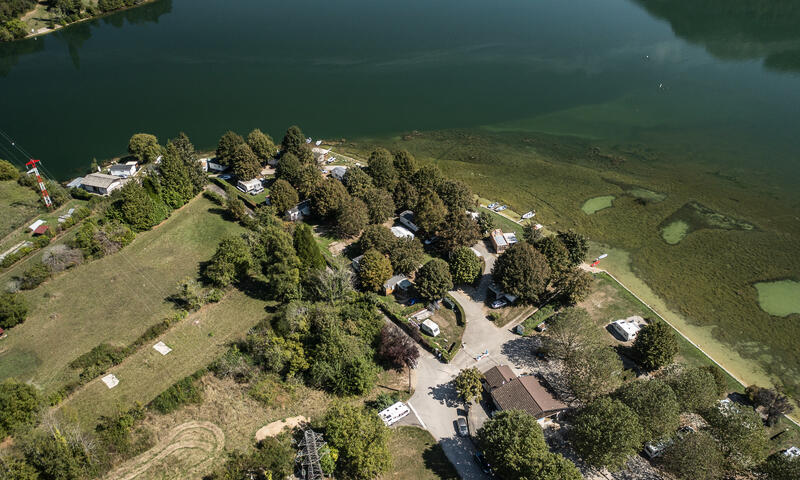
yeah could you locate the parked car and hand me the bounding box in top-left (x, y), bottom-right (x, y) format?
top-left (474, 452), bottom-right (492, 474)
top-left (644, 440), bottom-right (670, 459)
top-left (491, 299), bottom-right (508, 309)
top-left (496, 205), bottom-right (507, 211)
top-left (488, 202), bottom-right (498, 209)
top-left (219, 174), bottom-right (232, 180)
top-left (456, 417), bottom-right (468, 436)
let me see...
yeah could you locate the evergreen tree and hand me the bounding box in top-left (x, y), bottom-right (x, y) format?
top-left (260, 224), bottom-right (302, 302)
top-left (116, 181), bottom-right (162, 231)
top-left (342, 166), bottom-right (374, 199)
top-left (392, 179), bottom-right (418, 213)
top-left (438, 210), bottom-right (480, 253)
top-left (204, 235), bottom-right (252, 287)
top-left (358, 224), bottom-right (396, 255)
top-left (170, 133), bottom-right (206, 194)
top-left (230, 143), bottom-right (261, 181)
top-left (269, 179), bottom-right (298, 215)
top-left (449, 246), bottom-right (482, 284)
top-left (215, 130), bottom-right (245, 166)
top-left (557, 230), bottom-right (589, 266)
top-left (276, 152), bottom-right (302, 185)
top-left (437, 179), bottom-right (474, 212)
top-left (631, 320), bottom-right (679, 371)
top-left (362, 187), bottom-right (395, 224)
top-left (414, 190), bottom-right (447, 235)
top-left (247, 128), bottom-right (277, 162)
top-left (0, 292), bottom-right (28, 329)
top-left (415, 258), bottom-right (453, 302)
top-left (158, 142), bottom-right (194, 209)
top-left (280, 125), bottom-right (314, 164)
top-left (366, 148), bottom-right (397, 191)
top-left (294, 223), bottom-right (326, 275)
top-left (392, 149), bottom-right (418, 178)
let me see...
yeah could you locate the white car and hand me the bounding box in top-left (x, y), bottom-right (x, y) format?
top-left (487, 203), bottom-right (498, 209)
top-left (491, 299), bottom-right (508, 309)
top-left (496, 205), bottom-right (507, 211)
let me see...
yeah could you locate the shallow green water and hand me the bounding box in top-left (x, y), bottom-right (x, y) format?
top-left (0, 0), bottom-right (799, 184)
top-left (661, 220), bottom-right (689, 244)
top-left (582, 196), bottom-right (615, 215)
top-left (755, 281), bottom-right (800, 317)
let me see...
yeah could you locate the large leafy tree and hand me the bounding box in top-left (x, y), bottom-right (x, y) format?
top-left (358, 224), bottom-right (395, 255)
top-left (378, 324), bottom-right (419, 392)
top-left (437, 179), bottom-right (474, 212)
top-left (703, 403), bottom-right (769, 472)
top-left (757, 452), bottom-right (800, 480)
top-left (411, 164), bottom-right (444, 192)
top-left (438, 211), bottom-right (480, 253)
top-left (659, 431), bottom-right (725, 480)
top-left (358, 249), bottom-right (392, 293)
top-left (571, 397), bottom-right (644, 470)
top-left (557, 230), bottom-right (589, 266)
top-left (269, 179), bottom-right (298, 215)
top-left (127, 133), bottom-right (161, 164)
top-left (294, 164), bottom-right (323, 198)
top-left (247, 128), bottom-right (277, 162)
top-left (362, 187), bottom-right (395, 224)
top-left (324, 403), bottom-right (391, 480)
top-left (366, 148), bottom-right (398, 191)
top-left (631, 320), bottom-right (678, 371)
top-left (0, 292), bottom-right (28, 329)
top-left (0, 159), bottom-right (19, 180)
top-left (204, 235), bottom-right (252, 287)
top-left (207, 437), bottom-right (293, 480)
top-left (747, 385), bottom-right (795, 426)
top-left (477, 211), bottom-right (495, 235)
top-left (116, 181), bottom-right (163, 232)
top-left (565, 346), bottom-right (623, 403)
top-left (541, 307), bottom-right (599, 362)
top-left (342, 167), bottom-right (374, 199)
top-left (666, 367), bottom-right (719, 413)
top-left (335, 197), bottom-right (369, 238)
top-left (280, 125), bottom-right (315, 164)
top-left (392, 150), bottom-right (418, 177)
top-left (519, 452), bottom-right (583, 480)
top-left (275, 152), bottom-right (302, 185)
top-left (454, 367), bottom-right (483, 405)
top-left (415, 258), bottom-right (453, 302)
top-left (230, 143), bottom-right (261, 181)
top-left (392, 179), bottom-right (418, 212)
top-left (613, 379), bottom-right (680, 442)
top-left (310, 178), bottom-right (348, 218)
top-left (388, 238), bottom-right (424, 276)
top-left (215, 130), bottom-right (245, 166)
top-left (293, 223), bottom-right (326, 275)
top-left (449, 246), bottom-right (482, 285)
top-left (311, 329), bottom-right (377, 396)
top-left (0, 379), bottom-right (42, 438)
top-left (414, 190), bottom-right (447, 235)
top-left (534, 236), bottom-right (572, 281)
top-left (492, 242), bottom-right (551, 304)
top-left (556, 268), bottom-right (593, 305)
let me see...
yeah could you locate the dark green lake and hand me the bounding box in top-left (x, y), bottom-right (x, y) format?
top-left (1, 0), bottom-right (799, 182)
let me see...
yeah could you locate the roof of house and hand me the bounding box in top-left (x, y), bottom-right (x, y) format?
top-left (384, 274), bottom-right (408, 289)
top-left (82, 173), bottom-right (121, 189)
top-left (421, 319), bottom-right (439, 331)
top-left (33, 225), bottom-right (49, 235)
top-left (110, 162), bottom-right (136, 171)
top-left (491, 375), bottom-right (567, 419)
top-left (238, 178), bottom-right (262, 188)
top-left (491, 229), bottom-right (508, 247)
top-left (28, 219), bottom-right (45, 231)
top-left (391, 226), bottom-right (414, 238)
top-left (483, 365), bottom-right (516, 390)
top-left (65, 177), bottom-right (84, 189)
top-left (331, 166), bottom-right (347, 176)
top-left (504, 232), bottom-right (518, 244)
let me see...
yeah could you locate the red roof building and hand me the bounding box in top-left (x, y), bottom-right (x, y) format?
top-left (32, 225), bottom-right (49, 236)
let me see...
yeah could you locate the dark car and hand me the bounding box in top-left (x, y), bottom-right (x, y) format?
top-left (474, 451), bottom-right (492, 474)
top-left (456, 417), bottom-right (469, 436)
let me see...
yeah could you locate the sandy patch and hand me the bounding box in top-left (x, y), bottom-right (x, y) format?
top-left (254, 415), bottom-right (308, 442)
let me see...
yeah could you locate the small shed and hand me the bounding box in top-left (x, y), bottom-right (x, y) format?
top-left (32, 225), bottom-right (49, 236)
top-left (110, 161), bottom-right (137, 178)
top-left (420, 319), bottom-right (440, 337)
top-left (397, 210), bottom-right (419, 233)
top-left (28, 219), bottom-right (45, 232)
top-left (330, 166), bottom-right (347, 181)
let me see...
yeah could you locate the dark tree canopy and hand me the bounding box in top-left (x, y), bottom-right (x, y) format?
top-left (632, 320), bottom-right (679, 371)
top-left (660, 431), bottom-right (725, 480)
top-left (415, 258), bottom-right (453, 302)
top-left (414, 190), bottom-right (447, 235)
top-left (116, 181), bottom-right (165, 232)
top-left (230, 143), bottom-right (261, 181)
top-left (366, 148), bottom-right (398, 191)
top-left (204, 235), bottom-right (252, 288)
top-left (311, 329), bottom-right (377, 396)
top-left (438, 211), bottom-right (480, 253)
top-left (0, 159), bottom-right (19, 180)
top-left (541, 307), bottom-right (600, 362)
top-left (571, 397), bottom-right (644, 470)
top-left (378, 324), bottom-right (419, 392)
top-left (703, 403), bottom-right (769, 472)
top-left (269, 179), bottom-right (298, 215)
top-left (310, 178), bottom-right (348, 218)
top-left (215, 130), bottom-right (245, 166)
top-left (247, 128), bottom-right (277, 161)
top-left (757, 452), bottom-right (800, 480)
top-left (666, 367), bottom-right (719, 413)
top-left (557, 230), bottom-right (589, 266)
top-left (614, 379), bottom-right (680, 442)
top-left (392, 179), bottom-right (418, 213)
top-left (565, 346), bottom-right (623, 403)
top-left (280, 125), bottom-right (314, 164)
top-left (358, 248), bottom-right (392, 292)
top-left (362, 187), bottom-right (395, 224)
top-left (324, 403), bottom-right (391, 480)
top-left (127, 133), bottom-right (161, 164)
top-left (0, 292), bottom-right (28, 329)
top-left (335, 197), bottom-right (369, 238)
top-left (0, 379), bottom-right (42, 438)
top-left (294, 164), bottom-right (323, 198)
top-left (342, 166), bottom-right (374, 199)
top-left (449, 246), bottom-right (482, 285)
top-left (492, 242), bottom-right (551, 304)
top-left (747, 384), bottom-right (794, 426)
top-left (260, 224), bottom-right (302, 302)
top-left (388, 238), bottom-right (424, 276)
top-left (534, 236), bottom-right (572, 281)
top-left (477, 410), bottom-right (546, 475)
top-left (294, 223), bottom-right (326, 275)
top-left (169, 133), bottom-right (206, 194)
top-left (158, 144), bottom-right (194, 209)
top-left (477, 211), bottom-right (495, 235)
top-left (392, 150), bottom-right (418, 178)
top-left (437, 179), bottom-right (474, 212)
top-left (358, 224), bottom-right (396, 255)
top-left (556, 268), bottom-right (593, 305)
top-left (411, 164), bottom-right (444, 192)
top-left (275, 152), bottom-right (302, 186)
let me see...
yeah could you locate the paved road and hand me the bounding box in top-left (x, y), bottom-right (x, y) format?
top-left (407, 241), bottom-right (533, 479)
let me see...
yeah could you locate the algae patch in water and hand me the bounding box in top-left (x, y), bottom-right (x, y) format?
top-left (661, 220), bottom-right (690, 244)
top-left (754, 280), bottom-right (800, 317)
top-left (582, 195), bottom-right (615, 214)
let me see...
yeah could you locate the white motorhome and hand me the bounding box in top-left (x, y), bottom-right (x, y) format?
top-left (421, 319), bottom-right (440, 337)
top-left (378, 402), bottom-right (410, 426)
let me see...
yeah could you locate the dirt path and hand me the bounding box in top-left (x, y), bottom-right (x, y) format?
top-left (254, 415), bottom-right (308, 441)
top-left (105, 421), bottom-right (225, 480)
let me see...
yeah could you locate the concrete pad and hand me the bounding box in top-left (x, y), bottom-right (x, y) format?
top-left (101, 373), bottom-right (119, 389)
top-left (153, 341), bottom-right (172, 355)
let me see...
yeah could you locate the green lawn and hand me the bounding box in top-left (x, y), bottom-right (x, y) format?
top-left (0, 198), bottom-right (88, 256)
top-left (0, 196), bottom-right (245, 394)
top-left (0, 180), bottom-right (42, 241)
top-left (380, 426), bottom-right (459, 480)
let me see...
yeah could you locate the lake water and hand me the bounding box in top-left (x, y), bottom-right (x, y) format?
top-left (1, 0), bottom-right (800, 182)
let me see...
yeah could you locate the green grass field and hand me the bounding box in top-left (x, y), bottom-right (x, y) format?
top-left (0, 180), bottom-right (42, 241)
top-left (0, 196), bottom-right (245, 395)
top-left (380, 426), bottom-right (459, 480)
top-left (341, 128), bottom-right (800, 403)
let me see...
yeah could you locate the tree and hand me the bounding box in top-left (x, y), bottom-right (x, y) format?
top-left (518, 452), bottom-right (583, 480)
top-left (492, 242), bottom-right (551, 304)
top-left (556, 268), bottom-right (593, 305)
top-left (280, 125), bottom-right (314, 164)
top-left (170, 133), bottom-right (206, 194)
top-left (335, 197), bottom-right (369, 238)
top-left (294, 223), bottom-right (325, 275)
top-left (414, 190), bottom-right (447, 235)
top-left (704, 403), bottom-right (769, 472)
top-left (449, 246), bottom-right (482, 285)
top-left (388, 238), bottom-right (424, 275)
top-left (438, 211), bottom-right (480, 252)
top-left (311, 330), bottom-right (377, 396)
top-left (226, 194), bottom-right (247, 223)
top-left (247, 128), bottom-right (277, 162)
top-left (23, 428), bottom-right (91, 480)
top-left (276, 152), bottom-right (302, 185)
top-left (313, 261), bottom-right (354, 305)
top-left (310, 178), bottom-right (348, 218)
top-left (207, 437), bottom-right (293, 480)
top-left (358, 249), bottom-right (392, 293)
top-left (392, 150), bottom-right (417, 178)
top-left (523, 222), bottom-right (544, 244)
top-left (411, 164), bottom-right (444, 192)
top-left (0, 159), bottom-right (19, 180)
top-left (454, 367), bottom-right (483, 405)
top-left (632, 320), bottom-right (678, 371)
top-left (260, 224), bottom-right (302, 302)
top-left (157, 143), bottom-right (194, 208)
top-left (342, 166), bottom-right (374, 199)
top-left (477, 211), bottom-right (494, 235)
top-left (666, 367), bottom-right (719, 412)
top-left (416, 259), bottom-right (453, 302)
top-left (757, 452), bottom-right (800, 480)
top-left (614, 379), bottom-right (680, 442)
top-left (0, 292), bottom-right (28, 329)
top-left (269, 179), bottom-right (298, 215)
top-left (230, 143), bottom-right (261, 181)
top-left (324, 403), bottom-right (391, 480)
top-left (477, 410), bottom-right (546, 474)
top-left (392, 179), bottom-right (418, 212)
top-left (362, 187), bottom-right (395, 224)
top-left (215, 130), bottom-right (245, 166)
top-left (571, 397), bottom-right (644, 470)
top-left (659, 431), bottom-right (725, 480)
top-left (437, 179), bottom-right (474, 212)
top-left (0, 456), bottom-right (39, 480)
top-left (41, 245), bottom-right (83, 273)
top-left (116, 181), bottom-right (163, 231)
top-left (366, 148), bottom-right (397, 191)
top-left (535, 236), bottom-right (572, 281)
top-left (127, 133), bottom-right (161, 163)
top-left (703, 365), bottom-right (728, 397)
top-left (294, 164), bottom-right (323, 198)
top-left (557, 230), bottom-right (589, 266)
top-left (565, 346), bottom-right (623, 403)
top-left (541, 307), bottom-right (599, 362)
top-left (204, 235), bottom-right (252, 287)
top-left (0, 379), bottom-right (42, 438)
top-left (748, 385), bottom-right (794, 426)
top-left (378, 324), bottom-right (419, 392)
top-left (358, 224), bottom-right (396, 255)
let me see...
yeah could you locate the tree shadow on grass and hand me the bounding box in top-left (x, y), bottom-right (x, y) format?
top-left (422, 442), bottom-right (461, 480)
top-left (236, 275), bottom-right (273, 303)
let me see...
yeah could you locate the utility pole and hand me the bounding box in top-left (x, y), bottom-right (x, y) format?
top-left (25, 159), bottom-right (53, 208)
top-left (296, 428), bottom-right (327, 480)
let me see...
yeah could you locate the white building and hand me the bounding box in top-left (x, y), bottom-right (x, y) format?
top-left (391, 226), bottom-right (415, 239)
top-left (784, 446), bottom-right (800, 459)
top-left (237, 178), bottom-right (263, 194)
top-left (286, 200), bottom-right (312, 221)
top-left (610, 316), bottom-right (644, 341)
top-left (109, 161), bottom-right (137, 178)
top-left (81, 173), bottom-right (124, 196)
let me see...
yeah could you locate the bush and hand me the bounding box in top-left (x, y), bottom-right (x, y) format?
top-left (148, 372), bottom-right (204, 414)
top-left (248, 375), bottom-right (280, 406)
top-left (95, 403), bottom-right (150, 455)
top-left (0, 379), bottom-right (42, 438)
top-left (0, 292), bottom-right (28, 329)
top-left (19, 262), bottom-right (51, 290)
top-left (202, 190), bottom-right (225, 206)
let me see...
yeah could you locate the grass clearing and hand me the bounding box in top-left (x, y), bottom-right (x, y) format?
top-left (581, 195), bottom-right (614, 214)
top-left (379, 426), bottom-right (459, 480)
top-left (0, 196), bottom-right (245, 394)
top-left (660, 220), bottom-right (689, 244)
top-left (0, 179), bottom-right (42, 240)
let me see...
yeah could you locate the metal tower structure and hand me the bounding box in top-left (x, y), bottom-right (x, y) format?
top-left (296, 429), bottom-right (327, 480)
top-left (25, 159), bottom-right (53, 208)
